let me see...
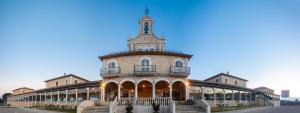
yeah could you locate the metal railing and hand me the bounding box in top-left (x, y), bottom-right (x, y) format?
top-left (134, 65), bottom-right (156, 73)
top-left (170, 66), bottom-right (190, 75)
top-left (100, 67), bottom-right (121, 75)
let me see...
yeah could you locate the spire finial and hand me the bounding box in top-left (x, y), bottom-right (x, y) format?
top-left (144, 5), bottom-right (149, 15)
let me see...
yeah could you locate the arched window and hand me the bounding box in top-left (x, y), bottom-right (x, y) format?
top-left (141, 59), bottom-right (150, 66)
top-left (144, 21), bottom-right (149, 34)
top-left (75, 80), bottom-right (78, 84)
top-left (175, 61), bottom-right (183, 67)
top-left (108, 62), bottom-right (116, 68)
top-left (107, 62), bottom-right (117, 74)
top-left (235, 81), bottom-right (238, 85)
top-left (56, 82), bottom-right (58, 86)
top-left (141, 59), bottom-right (150, 72)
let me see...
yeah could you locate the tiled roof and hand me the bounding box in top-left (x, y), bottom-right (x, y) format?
top-left (44, 74), bottom-right (89, 82)
top-left (204, 73), bottom-right (248, 82)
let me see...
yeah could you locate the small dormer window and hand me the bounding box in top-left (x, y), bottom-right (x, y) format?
top-left (144, 21), bottom-right (149, 34)
top-left (175, 61), bottom-right (183, 67)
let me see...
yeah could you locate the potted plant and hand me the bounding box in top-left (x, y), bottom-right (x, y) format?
top-left (152, 103), bottom-right (160, 113)
top-left (125, 103), bottom-right (133, 113)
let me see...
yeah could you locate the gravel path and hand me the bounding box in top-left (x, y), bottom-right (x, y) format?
top-left (0, 107), bottom-right (65, 113)
top-left (218, 105), bottom-right (300, 113)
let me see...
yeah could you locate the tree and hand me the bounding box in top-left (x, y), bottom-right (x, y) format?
top-left (2, 93), bottom-right (12, 101)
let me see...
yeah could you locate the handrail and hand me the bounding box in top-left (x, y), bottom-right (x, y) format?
top-left (100, 67), bottom-right (121, 75)
top-left (109, 97), bottom-right (118, 113)
top-left (134, 65), bottom-right (156, 73)
top-left (170, 66), bottom-right (190, 74)
top-left (194, 99), bottom-right (211, 113)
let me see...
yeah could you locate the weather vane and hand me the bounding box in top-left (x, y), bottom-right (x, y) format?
top-left (144, 6), bottom-right (149, 15)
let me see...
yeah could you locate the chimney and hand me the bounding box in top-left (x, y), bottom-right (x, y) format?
top-left (64, 73), bottom-right (66, 75)
top-left (227, 71), bottom-right (229, 75)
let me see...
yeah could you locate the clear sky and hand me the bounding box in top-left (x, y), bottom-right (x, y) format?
top-left (1, 0), bottom-right (300, 97)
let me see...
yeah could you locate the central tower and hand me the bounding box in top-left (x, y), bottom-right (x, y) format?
top-left (128, 7), bottom-right (165, 51)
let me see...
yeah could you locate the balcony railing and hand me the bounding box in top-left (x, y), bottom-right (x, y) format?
top-left (100, 67), bottom-right (120, 76)
top-left (170, 66), bottom-right (190, 75)
top-left (134, 65), bottom-right (156, 74)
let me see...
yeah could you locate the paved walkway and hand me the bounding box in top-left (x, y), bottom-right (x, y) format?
top-left (0, 107), bottom-right (65, 113)
top-left (218, 105), bottom-right (300, 113)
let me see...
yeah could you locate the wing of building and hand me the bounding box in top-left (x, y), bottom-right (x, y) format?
top-left (7, 8), bottom-right (280, 113)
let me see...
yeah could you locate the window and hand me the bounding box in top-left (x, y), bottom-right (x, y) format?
top-left (108, 62), bottom-right (117, 74)
top-left (65, 80), bottom-right (68, 85)
top-left (141, 59), bottom-right (150, 66)
top-left (108, 62), bottom-right (116, 68)
top-left (75, 80), bottom-right (78, 84)
top-left (216, 79), bottom-right (219, 83)
top-left (225, 79), bottom-right (228, 83)
top-left (56, 82), bottom-right (58, 86)
top-left (175, 61), bottom-right (183, 67)
top-left (144, 21), bottom-right (149, 34)
top-left (235, 81), bottom-right (237, 85)
top-left (141, 59), bottom-right (150, 72)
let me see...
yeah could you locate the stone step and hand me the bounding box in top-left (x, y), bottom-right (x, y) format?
top-left (82, 106), bottom-right (110, 113)
top-left (176, 105), bottom-right (205, 113)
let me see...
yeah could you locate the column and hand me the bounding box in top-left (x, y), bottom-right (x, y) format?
top-left (213, 88), bottom-right (216, 105)
top-left (65, 90), bottom-right (68, 102)
top-left (57, 91), bottom-right (60, 104)
top-left (75, 89), bottom-right (78, 102)
top-left (39, 93), bottom-right (42, 102)
top-left (135, 84), bottom-right (138, 98)
top-left (239, 91), bottom-right (241, 103)
top-left (232, 90), bottom-right (235, 103)
top-left (118, 84), bottom-right (121, 98)
top-left (152, 84), bottom-right (155, 98)
top-left (50, 92), bottom-right (53, 102)
top-left (86, 88), bottom-right (90, 100)
top-left (249, 92), bottom-right (252, 104)
top-left (201, 87), bottom-right (204, 100)
top-left (35, 93), bottom-right (37, 105)
top-left (223, 89), bottom-right (226, 104)
top-left (169, 85), bottom-right (172, 98)
top-left (186, 85), bottom-right (189, 100)
top-left (44, 92), bottom-right (47, 103)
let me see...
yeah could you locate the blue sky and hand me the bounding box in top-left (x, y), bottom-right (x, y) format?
top-left (1, 0), bottom-right (300, 97)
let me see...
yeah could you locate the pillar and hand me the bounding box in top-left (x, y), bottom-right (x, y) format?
top-left (186, 85), bottom-right (189, 100)
top-left (223, 89), bottom-right (226, 104)
top-left (57, 91), bottom-right (60, 104)
top-left (250, 92), bottom-right (252, 104)
top-left (44, 92), bottom-right (47, 102)
top-left (65, 90), bottom-right (68, 102)
top-left (135, 84), bottom-right (138, 98)
top-left (152, 84), bottom-right (155, 98)
top-left (169, 85), bottom-right (172, 98)
top-left (50, 92), bottom-right (53, 102)
top-left (75, 89), bottom-right (78, 102)
top-left (201, 87), bottom-right (204, 100)
top-left (35, 93), bottom-right (37, 105)
top-left (118, 84), bottom-right (121, 98)
top-left (39, 93), bottom-right (42, 102)
top-left (239, 91), bottom-right (241, 103)
top-left (86, 88), bottom-right (90, 100)
top-left (232, 90), bottom-right (235, 102)
top-left (213, 88), bottom-right (216, 105)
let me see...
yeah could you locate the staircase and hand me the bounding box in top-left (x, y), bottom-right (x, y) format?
top-left (176, 105), bottom-right (206, 113)
top-left (82, 105), bottom-right (110, 113)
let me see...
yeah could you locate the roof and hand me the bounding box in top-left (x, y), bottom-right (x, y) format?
top-left (12, 87), bottom-right (34, 91)
top-left (44, 74), bottom-right (89, 82)
top-left (12, 80), bottom-right (102, 96)
top-left (99, 50), bottom-right (193, 61)
top-left (204, 73), bottom-right (248, 82)
top-left (254, 86), bottom-right (274, 90)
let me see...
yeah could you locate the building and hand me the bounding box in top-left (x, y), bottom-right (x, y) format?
top-left (7, 8), bottom-right (280, 113)
top-left (204, 72), bottom-right (248, 87)
top-left (12, 87), bottom-right (34, 95)
top-left (44, 73), bottom-right (89, 88)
